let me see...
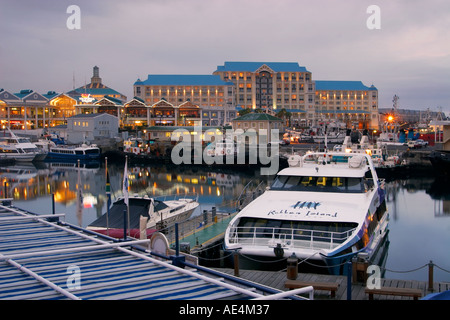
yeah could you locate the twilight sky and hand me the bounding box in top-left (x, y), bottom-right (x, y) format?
top-left (1, 0), bottom-right (449, 113)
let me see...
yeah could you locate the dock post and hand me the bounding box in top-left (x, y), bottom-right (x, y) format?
top-left (233, 250), bottom-right (240, 277)
top-left (175, 223), bottom-right (180, 257)
top-left (170, 223), bottom-right (185, 268)
top-left (347, 261), bottom-right (352, 300)
top-left (203, 209), bottom-right (208, 225)
top-left (212, 207), bottom-right (216, 223)
top-left (428, 260), bottom-right (434, 292)
top-left (52, 193), bottom-right (55, 215)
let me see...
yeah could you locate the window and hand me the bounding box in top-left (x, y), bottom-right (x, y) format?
top-left (270, 175), bottom-right (366, 193)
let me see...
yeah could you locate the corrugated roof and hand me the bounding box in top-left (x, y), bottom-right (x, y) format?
top-left (215, 62), bottom-right (309, 73)
top-left (137, 75), bottom-right (233, 86)
top-left (0, 203), bottom-right (307, 300)
top-left (315, 81), bottom-right (377, 91)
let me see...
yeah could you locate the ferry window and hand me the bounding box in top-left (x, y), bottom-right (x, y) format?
top-left (270, 175), bottom-right (365, 193)
top-left (271, 176), bottom-right (288, 189)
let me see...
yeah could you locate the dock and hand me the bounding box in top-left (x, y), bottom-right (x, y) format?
top-left (163, 211), bottom-right (237, 254)
top-left (213, 268), bottom-right (450, 300)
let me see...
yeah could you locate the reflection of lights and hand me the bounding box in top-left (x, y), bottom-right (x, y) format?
top-left (83, 194), bottom-right (97, 208)
top-left (216, 187), bottom-right (221, 196)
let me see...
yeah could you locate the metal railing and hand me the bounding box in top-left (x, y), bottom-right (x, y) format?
top-left (228, 226), bottom-right (356, 251)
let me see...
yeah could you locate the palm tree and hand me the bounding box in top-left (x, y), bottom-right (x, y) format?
top-left (276, 108), bottom-right (292, 127)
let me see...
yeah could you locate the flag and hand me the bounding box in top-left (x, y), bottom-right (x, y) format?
top-left (122, 157), bottom-right (129, 206)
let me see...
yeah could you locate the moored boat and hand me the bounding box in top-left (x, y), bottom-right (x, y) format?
top-left (46, 144), bottom-right (101, 161)
top-left (224, 151), bottom-right (389, 275)
top-left (0, 128), bottom-right (44, 161)
top-left (87, 195), bottom-right (199, 237)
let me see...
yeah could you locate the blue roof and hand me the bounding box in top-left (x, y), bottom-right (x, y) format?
top-left (215, 61), bottom-right (309, 73)
top-left (315, 81), bottom-right (377, 91)
top-left (137, 75), bottom-right (233, 86)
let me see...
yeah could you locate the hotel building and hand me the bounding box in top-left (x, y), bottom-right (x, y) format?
top-left (315, 81), bottom-right (379, 129)
top-left (213, 62), bottom-right (315, 124)
top-left (213, 62), bottom-right (378, 129)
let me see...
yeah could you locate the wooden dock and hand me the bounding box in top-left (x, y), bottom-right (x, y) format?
top-left (212, 268), bottom-right (450, 300)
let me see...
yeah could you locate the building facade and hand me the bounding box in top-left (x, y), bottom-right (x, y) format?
top-left (133, 75), bottom-right (236, 126)
top-left (213, 62), bottom-right (379, 130)
top-left (66, 113), bottom-right (119, 144)
top-left (315, 81), bottom-right (379, 129)
top-left (213, 62), bottom-right (315, 124)
top-left (0, 66), bottom-right (127, 132)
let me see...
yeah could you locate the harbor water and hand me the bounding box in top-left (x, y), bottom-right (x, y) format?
top-left (3, 160), bottom-right (449, 283)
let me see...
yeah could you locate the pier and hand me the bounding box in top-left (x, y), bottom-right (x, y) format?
top-left (213, 267), bottom-right (450, 300)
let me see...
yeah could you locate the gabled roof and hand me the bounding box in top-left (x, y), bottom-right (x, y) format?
top-left (14, 89), bottom-right (48, 102)
top-left (42, 91), bottom-right (60, 100)
top-left (315, 81), bottom-right (376, 91)
top-left (96, 95), bottom-right (123, 105)
top-left (233, 112), bottom-right (283, 122)
top-left (215, 61), bottom-right (309, 73)
top-left (136, 75), bottom-right (234, 86)
top-left (0, 89), bottom-right (21, 102)
top-left (124, 97), bottom-right (147, 107)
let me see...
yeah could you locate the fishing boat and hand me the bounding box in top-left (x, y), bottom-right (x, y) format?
top-left (45, 144), bottom-right (101, 161)
top-left (224, 151), bottom-right (389, 275)
top-left (87, 195), bottom-right (199, 237)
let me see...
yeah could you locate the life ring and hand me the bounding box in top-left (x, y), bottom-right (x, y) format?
top-left (226, 149), bottom-right (232, 155)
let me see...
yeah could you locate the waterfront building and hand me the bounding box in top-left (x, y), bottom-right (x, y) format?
top-left (0, 66), bottom-right (126, 132)
top-left (315, 81), bottom-right (379, 129)
top-left (213, 62), bottom-right (380, 130)
top-left (133, 74), bottom-right (235, 126)
top-left (213, 62), bottom-right (315, 125)
top-left (66, 113), bottom-right (119, 144)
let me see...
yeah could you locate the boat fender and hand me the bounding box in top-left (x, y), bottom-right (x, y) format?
top-left (274, 243), bottom-right (284, 258)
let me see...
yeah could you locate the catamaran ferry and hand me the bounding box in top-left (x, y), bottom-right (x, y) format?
top-left (224, 152), bottom-right (389, 275)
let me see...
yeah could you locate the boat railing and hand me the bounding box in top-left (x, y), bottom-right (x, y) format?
top-left (228, 225), bottom-right (356, 251)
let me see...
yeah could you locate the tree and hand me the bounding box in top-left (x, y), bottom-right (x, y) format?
top-left (238, 108), bottom-right (252, 116)
top-left (276, 108), bottom-right (292, 126)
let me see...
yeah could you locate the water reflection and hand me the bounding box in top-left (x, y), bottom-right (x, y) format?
top-left (6, 162), bottom-right (269, 228)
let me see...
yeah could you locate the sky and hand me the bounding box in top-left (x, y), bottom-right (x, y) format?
top-left (1, 0), bottom-right (449, 114)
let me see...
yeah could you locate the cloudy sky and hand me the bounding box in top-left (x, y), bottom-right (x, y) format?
top-left (1, 0), bottom-right (449, 113)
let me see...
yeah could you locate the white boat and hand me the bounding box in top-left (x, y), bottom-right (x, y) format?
top-left (333, 130), bottom-right (403, 169)
top-left (0, 129), bottom-right (43, 161)
top-left (224, 151), bottom-right (389, 275)
top-left (87, 195), bottom-right (199, 237)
